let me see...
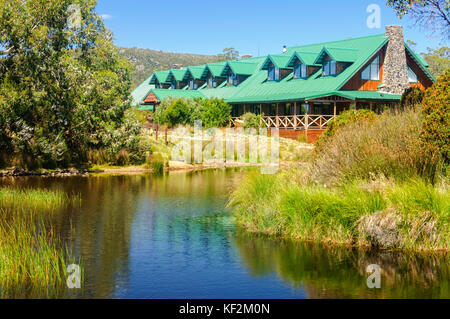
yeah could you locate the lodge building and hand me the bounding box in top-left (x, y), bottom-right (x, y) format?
top-left (131, 26), bottom-right (435, 134)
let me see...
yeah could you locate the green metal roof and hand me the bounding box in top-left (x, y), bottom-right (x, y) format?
top-left (404, 43), bottom-right (436, 82)
top-left (261, 54), bottom-right (292, 70)
top-left (149, 70), bottom-right (171, 84)
top-left (221, 60), bottom-right (259, 76)
top-left (205, 62), bottom-right (227, 78)
top-left (131, 75), bottom-right (153, 105)
top-left (187, 65), bottom-right (207, 80)
top-left (131, 32), bottom-right (433, 106)
top-left (168, 69), bottom-right (188, 82)
top-left (287, 51), bottom-right (321, 67)
top-left (315, 47), bottom-right (359, 64)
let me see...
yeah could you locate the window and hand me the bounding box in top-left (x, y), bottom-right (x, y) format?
top-left (170, 82), bottom-right (176, 90)
top-left (408, 65), bottom-right (418, 83)
top-left (268, 66), bottom-right (280, 81)
top-left (361, 55), bottom-right (380, 81)
top-left (189, 80), bottom-right (198, 90)
top-left (323, 60), bottom-right (337, 76)
top-left (228, 74), bottom-right (238, 86)
top-left (294, 63), bottom-right (307, 78)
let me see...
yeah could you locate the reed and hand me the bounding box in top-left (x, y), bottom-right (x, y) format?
top-left (0, 187), bottom-right (81, 298)
top-left (229, 171), bottom-right (449, 251)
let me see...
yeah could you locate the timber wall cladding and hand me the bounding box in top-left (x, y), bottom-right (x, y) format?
top-left (406, 54), bottom-right (433, 90)
top-left (144, 92), bottom-right (158, 103)
top-left (341, 47), bottom-right (385, 91)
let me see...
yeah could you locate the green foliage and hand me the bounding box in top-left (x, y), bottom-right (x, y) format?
top-left (229, 171), bottom-right (449, 251)
top-left (312, 108), bottom-right (442, 184)
top-left (154, 97), bottom-right (232, 128)
top-left (421, 47), bottom-right (450, 79)
top-left (315, 109), bottom-right (377, 151)
top-left (147, 152), bottom-right (165, 174)
top-left (199, 98), bottom-right (232, 128)
top-left (0, 187), bottom-right (81, 297)
top-left (420, 69), bottom-right (450, 167)
top-left (217, 47), bottom-right (240, 62)
top-left (400, 87), bottom-right (425, 109)
top-left (241, 112), bottom-right (263, 129)
top-left (0, 0), bottom-right (137, 169)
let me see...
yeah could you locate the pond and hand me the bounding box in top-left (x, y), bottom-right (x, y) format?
top-left (1, 169), bottom-right (448, 299)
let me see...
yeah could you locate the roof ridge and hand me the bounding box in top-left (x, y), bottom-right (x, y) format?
top-left (288, 33), bottom-right (385, 50)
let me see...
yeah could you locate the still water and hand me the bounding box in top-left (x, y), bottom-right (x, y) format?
top-left (1, 169), bottom-right (449, 298)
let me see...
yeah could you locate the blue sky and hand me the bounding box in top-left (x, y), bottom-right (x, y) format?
top-left (96, 0), bottom-right (445, 56)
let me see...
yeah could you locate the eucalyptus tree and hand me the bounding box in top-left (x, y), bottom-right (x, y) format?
top-left (0, 0), bottom-right (134, 167)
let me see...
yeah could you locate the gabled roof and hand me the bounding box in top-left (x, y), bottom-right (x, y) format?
top-left (205, 62), bottom-right (227, 78)
top-left (186, 65), bottom-right (207, 80)
top-left (149, 70), bottom-right (171, 84)
top-left (314, 47), bottom-right (359, 64)
top-left (287, 51), bottom-right (321, 67)
top-left (131, 32), bottom-right (433, 106)
top-left (404, 43), bottom-right (436, 82)
top-left (131, 75), bottom-right (154, 105)
top-left (221, 60), bottom-right (259, 76)
top-left (169, 69), bottom-right (188, 82)
top-left (261, 54), bottom-right (292, 70)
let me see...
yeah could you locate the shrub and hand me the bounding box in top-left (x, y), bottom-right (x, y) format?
top-left (153, 97), bottom-right (232, 128)
top-left (420, 69), bottom-right (450, 168)
top-left (165, 99), bottom-right (196, 128)
top-left (315, 109), bottom-right (377, 152)
top-left (312, 108), bottom-right (442, 184)
top-left (241, 112), bottom-right (264, 129)
top-left (198, 98), bottom-right (232, 128)
top-left (400, 87), bottom-right (425, 109)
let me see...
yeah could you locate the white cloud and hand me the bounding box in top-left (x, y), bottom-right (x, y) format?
top-left (100, 14), bottom-right (113, 20)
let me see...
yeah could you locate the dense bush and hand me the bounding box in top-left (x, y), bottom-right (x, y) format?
top-left (240, 112), bottom-right (264, 129)
top-left (0, 0), bottom-right (135, 169)
top-left (420, 69), bottom-right (450, 168)
top-left (153, 97), bottom-right (231, 128)
top-left (312, 108), bottom-right (442, 184)
top-left (315, 109), bottom-right (377, 152)
top-left (400, 87), bottom-right (425, 109)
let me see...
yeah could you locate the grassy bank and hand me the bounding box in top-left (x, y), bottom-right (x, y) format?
top-left (229, 172), bottom-right (449, 251)
top-left (0, 188), bottom-right (81, 298)
top-left (229, 107), bottom-right (449, 252)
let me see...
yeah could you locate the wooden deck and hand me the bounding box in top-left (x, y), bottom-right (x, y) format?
top-left (231, 115), bottom-right (337, 130)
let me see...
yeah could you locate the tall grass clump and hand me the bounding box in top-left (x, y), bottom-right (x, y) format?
top-left (229, 172), bottom-right (449, 251)
top-left (312, 107), bottom-right (442, 185)
top-left (0, 187), bottom-right (81, 298)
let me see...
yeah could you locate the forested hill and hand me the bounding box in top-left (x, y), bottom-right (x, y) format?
top-left (118, 47), bottom-right (219, 89)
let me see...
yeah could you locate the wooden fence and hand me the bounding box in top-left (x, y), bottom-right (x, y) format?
top-left (231, 115), bottom-right (337, 130)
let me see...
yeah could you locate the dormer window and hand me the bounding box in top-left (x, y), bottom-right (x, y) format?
top-left (268, 66), bottom-right (280, 81)
top-left (294, 64), bottom-right (307, 78)
top-left (228, 74), bottom-right (238, 86)
top-left (323, 60), bottom-right (337, 76)
top-left (361, 55), bottom-right (380, 81)
top-left (189, 80), bottom-right (198, 90)
top-left (208, 77), bottom-right (218, 88)
top-left (408, 65), bottom-right (418, 83)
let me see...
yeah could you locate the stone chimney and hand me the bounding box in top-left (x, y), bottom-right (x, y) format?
top-left (378, 25), bottom-right (410, 95)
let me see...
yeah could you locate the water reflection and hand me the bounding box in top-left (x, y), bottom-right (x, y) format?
top-left (1, 170), bottom-right (448, 299)
top-left (234, 231), bottom-right (450, 299)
